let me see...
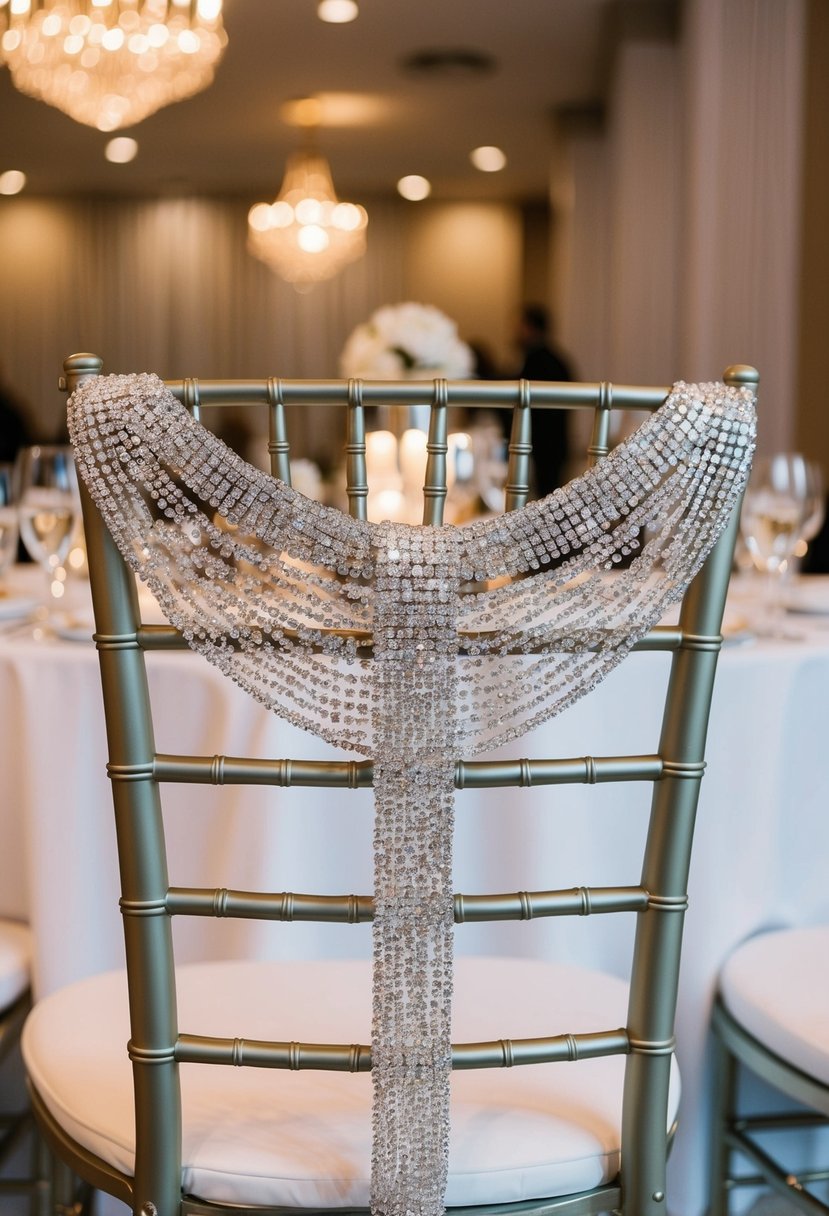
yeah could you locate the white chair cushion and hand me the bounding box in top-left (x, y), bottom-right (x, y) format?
top-left (0, 919), bottom-right (30, 1011)
top-left (719, 925), bottom-right (829, 1086)
top-left (23, 956), bottom-right (680, 1208)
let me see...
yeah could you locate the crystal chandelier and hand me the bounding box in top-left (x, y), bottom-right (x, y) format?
top-left (247, 146), bottom-right (368, 287)
top-left (0, 0), bottom-right (227, 132)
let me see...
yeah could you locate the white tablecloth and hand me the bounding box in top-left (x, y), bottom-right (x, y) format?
top-left (2, 565), bottom-right (829, 1216)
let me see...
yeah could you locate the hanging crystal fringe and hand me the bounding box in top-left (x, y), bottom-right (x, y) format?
top-left (371, 525), bottom-right (460, 1216)
top-left (67, 373), bottom-right (756, 1216)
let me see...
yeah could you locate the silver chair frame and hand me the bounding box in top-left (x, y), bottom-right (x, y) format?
top-left (709, 994), bottom-right (829, 1216)
top-left (29, 354), bottom-right (757, 1216)
top-left (0, 987), bottom-right (50, 1215)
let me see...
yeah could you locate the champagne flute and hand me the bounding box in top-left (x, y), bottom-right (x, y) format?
top-left (740, 453), bottom-right (818, 636)
top-left (793, 461), bottom-right (825, 565)
top-left (0, 463), bottom-right (19, 593)
top-left (17, 445), bottom-right (80, 612)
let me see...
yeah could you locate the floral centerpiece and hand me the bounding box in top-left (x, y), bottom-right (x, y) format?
top-left (340, 301), bottom-right (474, 380)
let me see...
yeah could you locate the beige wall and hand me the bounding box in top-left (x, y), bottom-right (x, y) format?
top-left (796, 0), bottom-right (829, 476)
top-left (401, 201), bottom-right (524, 373)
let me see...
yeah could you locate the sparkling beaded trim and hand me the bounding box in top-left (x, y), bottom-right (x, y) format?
top-left (68, 374), bottom-right (755, 1216)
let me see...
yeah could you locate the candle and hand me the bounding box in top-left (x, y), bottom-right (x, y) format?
top-left (365, 430), bottom-right (400, 489)
top-left (399, 429), bottom-right (427, 493)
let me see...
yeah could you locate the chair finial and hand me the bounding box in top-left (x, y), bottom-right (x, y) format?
top-left (61, 353), bottom-right (103, 394)
top-left (723, 365), bottom-right (759, 390)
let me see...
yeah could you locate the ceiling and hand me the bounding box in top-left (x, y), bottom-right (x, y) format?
top-left (0, 0), bottom-right (614, 203)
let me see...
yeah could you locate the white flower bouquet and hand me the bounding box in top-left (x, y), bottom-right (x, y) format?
top-left (340, 302), bottom-right (474, 380)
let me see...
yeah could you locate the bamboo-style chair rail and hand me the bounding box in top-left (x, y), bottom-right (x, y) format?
top-left (169, 1026), bottom-right (634, 1073)
top-left (165, 377), bottom-right (670, 411)
top-left (145, 752), bottom-right (666, 788)
top-left (127, 623), bottom-right (692, 653)
top-left (154, 884), bottom-right (653, 923)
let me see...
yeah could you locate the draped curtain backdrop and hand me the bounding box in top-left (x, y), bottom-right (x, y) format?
top-left (557, 0), bottom-right (807, 459)
top-left (0, 194), bottom-right (405, 459)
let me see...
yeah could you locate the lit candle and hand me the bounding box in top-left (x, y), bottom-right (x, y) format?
top-left (365, 430), bottom-right (400, 490)
top-left (372, 488), bottom-right (407, 522)
top-left (399, 429), bottom-right (427, 493)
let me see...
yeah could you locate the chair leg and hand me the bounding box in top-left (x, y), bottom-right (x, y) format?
top-left (32, 1130), bottom-right (53, 1216)
top-left (708, 1021), bottom-right (739, 1216)
top-left (50, 1154), bottom-right (93, 1216)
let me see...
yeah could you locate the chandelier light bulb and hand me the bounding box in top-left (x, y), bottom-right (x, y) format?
top-left (297, 224), bottom-right (329, 253)
top-left (0, 0), bottom-right (228, 131)
top-left (104, 135), bottom-right (138, 163)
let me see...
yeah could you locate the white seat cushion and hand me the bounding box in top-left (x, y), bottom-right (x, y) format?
top-left (719, 925), bottom-right (829, 1086)
top-left (0, 919), bottom-right (30, 1011)
top-left (23, 956), bottom-right (680, 1208)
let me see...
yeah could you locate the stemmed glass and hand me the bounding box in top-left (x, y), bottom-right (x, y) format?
top-left (16, 445), bottom-right (80, 613)
top-left (740, 453), bottom-right (823, 637)
top-left (0, 463), bottom-right (19, 593)
top-left (794, 467), bottom-right (826, 565)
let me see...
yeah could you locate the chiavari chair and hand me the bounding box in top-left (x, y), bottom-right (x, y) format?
top-left (23, 354), bottom-right (755, 1216)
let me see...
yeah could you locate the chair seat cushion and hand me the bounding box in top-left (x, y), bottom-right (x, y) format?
top-left (719, 925), bottom-right (829, 1086)
top-left (0, 919), bottom-right (30, 1010)
top-left (23, 956), bottom-right (679, 1208)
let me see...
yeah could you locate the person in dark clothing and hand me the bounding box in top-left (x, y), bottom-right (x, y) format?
top-left (514, 303), bottom-right (573, 497)
top-left (0, 368), bottom-right (31, 463)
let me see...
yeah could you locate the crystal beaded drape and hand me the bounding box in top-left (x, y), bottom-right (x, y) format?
top-left (68, 375), bottom-right (755, 1216)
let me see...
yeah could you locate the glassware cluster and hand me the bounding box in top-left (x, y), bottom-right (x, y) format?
top-left (739, 452), bottom-right (825, 636)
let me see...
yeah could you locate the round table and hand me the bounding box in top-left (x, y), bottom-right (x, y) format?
top-left (3, 565), bottom-right (829, 1216)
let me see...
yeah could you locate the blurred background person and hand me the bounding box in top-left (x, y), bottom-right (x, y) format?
top-left (0, 362), bottom-right (32, 462)
top-left (513, 303), bottom-right (573, 497)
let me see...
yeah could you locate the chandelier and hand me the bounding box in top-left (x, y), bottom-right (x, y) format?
top-left (0, 0), bottom-right (227, 132)
top-left (247, 146), bottom-right (368, 287)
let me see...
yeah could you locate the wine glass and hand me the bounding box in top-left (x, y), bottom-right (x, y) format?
top-left (740, 453), bottom-right (821, 636)
top-left (793, 461), bottom-right (825, 565)
top-left (16, 445), bottom-right (80, 612)
top-left (0, 463), bottom-right (19, 592)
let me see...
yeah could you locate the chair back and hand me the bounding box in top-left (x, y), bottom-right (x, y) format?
top-left (60, 353), bottom-right (756, 1216)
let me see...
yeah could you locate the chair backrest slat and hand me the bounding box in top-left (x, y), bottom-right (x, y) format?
top-left (504, 380), bottom-right (532, 511)
top-left (266, 377), bottom-right (292, 484)
top-left (345, 379), bottom-right (368, 521)
top-left (422, 380), bottom-right (449, 525)
top-left (150, 751), bottom-right (662, 789)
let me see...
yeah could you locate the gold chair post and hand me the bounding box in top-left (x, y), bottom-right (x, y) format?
top-left (504, 379), bottom-right (532, 511)
top-left (620, 365), bottom-right (758, 1216)
top-left (587, 381), bottom-right (613, 467)
top-left (63, 354), bottom-right (184, 1216)
top-left (266, 377), bottom-right (292, 485)
top-left (182, 377), bottom-right (201, 422)
top-left (346, 379), bottom-right (368, 521)
top-left (422, 379), bottom-right (449, 526)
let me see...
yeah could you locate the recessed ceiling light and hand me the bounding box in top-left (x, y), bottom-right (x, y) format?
top-left (0, 170), bottom-right (27, 196)
top-left (397, 175), bottom-right (431, 202)
top-left (105, 137), bottom-right (139, 164)
top-left (401, 47), bottom-right (496, 77)
top-left (470, 145), bottom-right (507, 173)
top-left (318, 0), bottom-right (358, 23)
